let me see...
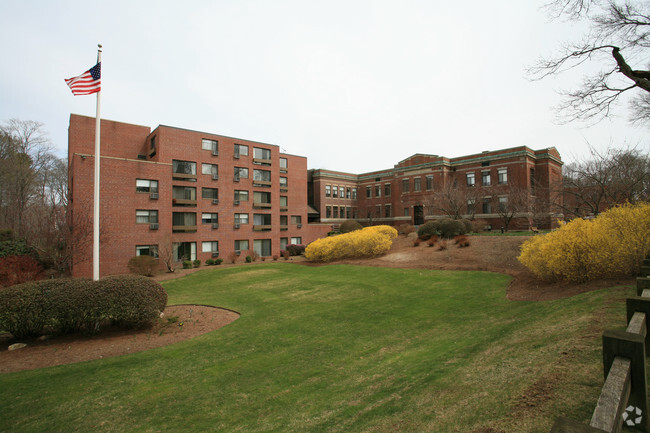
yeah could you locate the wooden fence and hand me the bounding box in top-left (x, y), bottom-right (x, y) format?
top-left (550, 261), bottom-right (650, 433)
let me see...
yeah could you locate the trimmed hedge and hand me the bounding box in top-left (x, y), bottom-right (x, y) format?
top-left (286, 244), bottom-right (305, 256)
top-left (418, 219), bottom-right (468, 239)
top-left (0, 275), bottom-right (168, 339)
top-left (305, 225), bottom-right (398, 262)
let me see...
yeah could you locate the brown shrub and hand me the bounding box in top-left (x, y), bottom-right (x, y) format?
top-left (437, 240), bottom-right (448, 251)
top-left (398, 224), bottom-right (416, 235)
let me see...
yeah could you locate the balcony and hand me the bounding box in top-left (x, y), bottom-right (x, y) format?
top-left (172, 225), bottom-right (197, 232)
top-left (280, 206), bottom-right (288, 212)
top-left (253, 202), bottom-right (272, 209)
top-left (280, 224), bottom-right (288, 231)
top-left (172, 198), bottom-right (197, 206)
top-left (253, 157), bottom-right (272, 165)
top-left (253, 225), bottom-right (272, 231)
top-left (253, 180), bottom-right (272, 187)
top-left (172, 172), bottom-right (197, 181)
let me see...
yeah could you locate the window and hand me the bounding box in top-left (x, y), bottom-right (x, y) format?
top-left (498, 196), bottom-right (508, 212)
top-left (366, 186), bottom-right (371, 198)
top-left (426, 175), bottom-right (434, 190)
top-left (253, 147), bottom-right (271, 160)
top-left (172, 185), bottom-right (196, 201)
top-left (346, 207), bottom-right (351, 219)
top-left (202, 213), bottom-right (218, 224)
top-left (280, 177), bottom-right (288, 188)
top-left (253, 239), bottom-right (272, 256)
top-left (482, 171), bottom-right (491, 186)
top-left (202, 163), bottom-right (218, 176)
top-left (280, 237), bottom-right (288, 250)
top-left (339, 186), bottom-right (344, 198)
top-left (325, 185), bottom-right (331, 197)
top-left (291, 215), bottom-right (302, 224)
top-left (376, 205), bottom-right (381, 217)
top-left (235, 240), bottom-right (249, 252)
top-left (234, 190), bottom-right (249, 201)
top-left (333, 206), bottom-right (339, 218)
top-left (402, 179), bottom-right (410, 193)
top-left (202, 241), bottom-right (219, 253)
top-left (202, 139), bottom-right (218, 153)
top-left (346, 187), bottom-right (351, 199)
top-left (384, 184), bottom-right (391, 197)
top-left (290, 237), bottom-right (302, 245)
top-left (234, 213), bottom-right (249, 224)
top-left (404, 207), bottom-right (410, 217)
top-left (234, 167), bottom-right (249, 179)
top-left (280, 215), bottom-right (288, 226)
top-left (385, 204), bottom-right (392, 217)
top-left (351, 188), bottom-right (357, 199)
top-left (333, 186), bottom-right (339, 198)
top-left (253, 169), bottom-right (271, 183)
top-left (173, 242), bottom-right (196, 262)
top-left (498, 168), bottom-right (508, 185)
top-left (136, 179), bottom-right (158, 193)
top-left (172, 160), bottom-right (196, 180)
top-left (375, 185), bottom-right (381, 198)
top-left (202, 188), bottom-right (219, 200)
top-left (280, 196), bottom-right (288, 207)
top-left (466, 173), bottom-right (475, 187)
top-left (253, 214), bottom-right (272, 227)
top-left (340, 206), bottom-right (346, 218)
top-left (254, 191), bottom-right (271, 205)
top-left (326, 206), bottom-right (331, 218)
top-left (280, 158), bottom-right (288, 169)
top-left (467, 199), bottom-right (476, 215)
top-left (136, 245), bottom-right (158, 258)
top-left (172, 212), bottom-right (196, 229)
top-left (413, 178), bottom-right (421, 192)
top-left (234, 144), bottom-right (248, 156)
top-left (136, 210), bottom-right (158, 223)
top-left (482, 197), bottom-right (492, 214)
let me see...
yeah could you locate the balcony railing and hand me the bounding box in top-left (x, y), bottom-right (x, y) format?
top-left (172, 172), bottom-right (197, 181)
top-left (253, 225), bottom-right (272, 231)
top-left (253, 202), bottom-right (272, 209)
top-left (172, 225), bottom-right (197, 232)
top-left (172, 198), bottom-right (197, 206)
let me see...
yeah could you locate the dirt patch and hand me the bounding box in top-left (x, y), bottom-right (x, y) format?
top-left (0, 305), bottom-right (239, 373)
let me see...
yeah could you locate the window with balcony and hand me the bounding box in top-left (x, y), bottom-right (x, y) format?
top-left (466, 173), bottom-right (475, 187)
top-left (202, 139), bottom-right (218, 154)
top-left (325, 185), bottom-right (331, 197)
top-left (280, 177), bottom-right (288, 190)
top-left (202, 241), bottom-right (219, 254)
top-left (172, 186), bottom-right (197, 206)
top-left (253, 214), bottom-right (272, 230)
top-left (280, 214), bottom-right (288, 229)
top-left (234, 190), bottom-right (249, 202)
top-left (202, 187), bottom-right (219, 200)
top-left (235, 240), bottom-right (249, 253)
top-left (136, 210), bottom-right (158, 224)
top-left (384, 183), bottom-right (391, 197)
top-left (253, 169), bottom-right (271, 186)
top-left (172, 212), bottom-right (197, 232)
top-left (234, 167), bottom-right (248, 180)
top-left (136, 179), bottom-right (158, 193)
top-left (234, 213), bottom-right (249, 224)
top-left (498, 168), bottom-right (508, 185)
top-left (291, 215), bottom-right (302, 225)
top-left (482, 171), bottom-right (491, 186)
top-left (234, 144), bottom-right (248, 157)
top-left (402, 179), bottom-right (410, 193)
top-left (136, 245), bottom-right (158, 258)
top-left (254, 191), bottom-right (272, 208)
top-left (253, 147), bottom-right (272, 163)
top-left (173, 242), bottom-right (196, 262)
top-left (202, 163), bottom-right (218, 178)
top-left (413, 178), bottom-right (421, 192)
top-left (426, 175), bottom-right (434, 190)
top-left (202, 213), bottom-right (218, 224)
top-left (172, 160), bottom-right (197, 181)
top-left (253, 239), bottom-right (272, 256)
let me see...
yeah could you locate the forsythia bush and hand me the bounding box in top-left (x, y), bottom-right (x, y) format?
top-left (305, 225), bottom-right (398, 262)
top-left (518, 203), bottom-right (650, 282)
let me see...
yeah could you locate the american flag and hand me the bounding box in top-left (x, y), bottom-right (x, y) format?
top-left (65, 63), bottom-right (101, 95)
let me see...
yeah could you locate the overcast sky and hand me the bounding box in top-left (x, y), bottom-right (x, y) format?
top-left (1, 0), bottom-right (648, 173)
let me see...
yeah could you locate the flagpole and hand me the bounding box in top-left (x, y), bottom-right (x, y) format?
top-left (93, 44), bottom-right (102, 281)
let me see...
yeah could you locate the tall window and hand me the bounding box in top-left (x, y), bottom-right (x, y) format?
top-left (253, 214), bottom-right (272, 226)
top-left (172, 186), bottom-right (196, 203)
top-left (173, 242), bottom-right (196, 262)
top-left (202, 241), bottom-right (219, 253)
top-left (482, 197), bottom-right (492, 214)
top-left (402, 179), bottom-right (410, 193)
top-left (172, 160), bottom-right (196, 180)
top-left (466, 173), bottom-right (475, 187)
top-left (280, 237), bottom-right (288, 250)
top-left (404, 207), bottom-right (410, 217)
top-left (413, 178), bottom-right (421, 192)
top-left (498, 168), bottom-right (508, 185)
top-left (333, 206), bottom-right (339, 218)
top-left (234, 144), bottom-right (248, 156)
top-left (280, 177), bottom-right (288, 188)
top-left (498, 196), bottom-right (508, 212)
top-left (325, 185), bottom-right (331, 197)
top-left (346, 187), bottom-right (351, 199)
top-left (202, 188), bottom-right (219, 200)
top-left (235, 240), bottom-right (249, 252)
top-left (202, 139), bottom-right (218, 154)
top-left (136, 210), bottom-right (158, 223)
top-left (426, 175), bottom-right (434, 190)
top-left (333, 186), bottom-right (339, 198)
top-left (385, 204), bottom-right (392, 217)
top-left (366, 186), bottom-right (371, 198)
top-left (482, 171), bottom-right (491, 186)
top-left (253, 147), bottom-right (271, 160)
top-left (467, 199), bottom-right (476, 215)
top-left (280, 215), bottom-right (288, 226)
top-left (172, 212), bottom-right (196, 227)
top-left (280, 158), bottom-right (288, 169)
top-left (280, 196), bottom-right (288, 207)
top-left (346, 207), bottom-right (351, 219)
top-left (326, 206), bottom-right (331, 218)
top-left (253, 239), bottom-right (272, 256)
top-left (351, 188), bottom-right (357, 199)
top-left (254, 191), bottom-right (271, 205)
top-left (384, 183), bottom-right (391, 197)
top-left (375, 185), bottom-right (381, 198)
top-left (136, 179), bottom-right (158, 193)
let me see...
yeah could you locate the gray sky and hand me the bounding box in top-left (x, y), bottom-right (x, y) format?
top-left (1, 0), bottom-right (648, 173)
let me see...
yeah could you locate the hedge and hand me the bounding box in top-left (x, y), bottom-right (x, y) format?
top-left (417, 219), bottom-right (468, 239)
top-left (305, 225), bottom-right (398, 262)
top-left (0, 275), bottom-right (168, 339)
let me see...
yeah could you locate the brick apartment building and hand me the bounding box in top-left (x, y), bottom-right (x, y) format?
top-left (68, 114), bottom-right (331, 278)
top-left (69, 114), bottom-right (563, 277)
top-left (309, 147), bottom-right (563, 230)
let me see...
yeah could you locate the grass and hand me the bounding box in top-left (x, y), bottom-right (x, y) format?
top-left (0, 264), bottom-right (632, 432)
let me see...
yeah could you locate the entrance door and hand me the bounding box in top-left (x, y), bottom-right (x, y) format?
top-left (414, 205), bottom-right (424, 225)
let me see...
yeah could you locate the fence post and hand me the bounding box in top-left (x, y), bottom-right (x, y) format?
top-left (602, 330), bottom-right (648, 432)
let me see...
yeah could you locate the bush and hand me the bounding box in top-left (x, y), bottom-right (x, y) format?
top-left (273, 255), bottom-right (279, 261)
top-left (286, 244), bottom-right (306, 256)
top-left (205, 259), bottom-right (215, 266)
top-left (182, 260), bottom-right (193, 269)
top-left (460, 219), bottom-right (473, 234)
top-left (245, 255), bottom-right (252, 263)
top-left (0, 275), bottom-right (168, 338)
top-left (397, 224), bottom-right (417, 235)
top-left (417, 221), bottom-right (440, 240)
top-left (215, 258), bottom-right (223, 265)
top-left (327, 231), bottom-right (339, 236)
top-left (427, 237), bottom-right (437, 247)
top-left (437, 240), bottom-right (448, 251)
top-left (193, 259), bottom-right (201, 268)
top-left (127, 255), bottom-right (158, 277)
top-left (0, 255), bottom-right (44, 287)
top-left (438, 219), bottom-right (467, 238)
top-left (518, 203), bottom-right (650, 282)
top-left (228, 252), bottom-right (238, 264)
top-left (248, 251), bottom-right (259, 262)
top-left (0, 235), bottom-right (36, 259)
top-left (413, 239), bottom-right (421, 247)
top-left (471, 219), bottom-right (489, 233)
top-left (281, 250), bottom-right (290, 260)
top-left (340, 220), bottom-right (363, 233)
top-left (455, 235), bottom-right (470, 248)
top-left (305, 225), bottom-right (397, 262)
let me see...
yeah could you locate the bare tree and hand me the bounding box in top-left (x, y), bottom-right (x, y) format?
top-left (428, 181), bottom-right (467, 219)
top-left (528, 0), bottom-right (650, 124)
top-left (561, 145), bottom-right (649, 217)
top-left (158, 233), bottom-right (177, 273)
top-left (493, 185), bottom-right (533, 231)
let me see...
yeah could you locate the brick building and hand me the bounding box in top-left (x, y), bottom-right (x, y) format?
top-left (309, 147), bottom-right (563, 230)
top-left (68, 115), bottom-right (330, 278)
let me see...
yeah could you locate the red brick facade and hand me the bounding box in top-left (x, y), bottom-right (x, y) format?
top-left (68, 115), bottom-right (331, 278)
top-left (309, 147), bottom-right (563, 230)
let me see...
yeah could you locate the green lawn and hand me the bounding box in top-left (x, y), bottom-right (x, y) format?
top-left (0, 264), bottom-right (631, 432)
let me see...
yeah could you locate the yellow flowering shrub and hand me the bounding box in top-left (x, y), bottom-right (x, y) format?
top-left (518, 203), bottom-right (650, 282)
top-left (305, 225), bottom-right (397, 262)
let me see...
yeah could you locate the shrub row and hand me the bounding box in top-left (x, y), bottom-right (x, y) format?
top-left (0, 275), bottom-right (168, 339)
top-left (417, 219), bottom-right (470, 239)
top-left (518, 203), bottom-right (650, 283)
top-left (305, 225), bottom-right (398, 262)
